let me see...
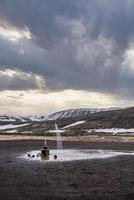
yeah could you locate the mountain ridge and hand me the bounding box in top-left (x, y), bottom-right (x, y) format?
top-left (1, 106), bottom-right (134, 136)
top-left (0, 107), bottom-right (121, 122)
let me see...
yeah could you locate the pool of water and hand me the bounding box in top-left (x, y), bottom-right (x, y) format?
top-left (20, 149), bottom-right (134, 162)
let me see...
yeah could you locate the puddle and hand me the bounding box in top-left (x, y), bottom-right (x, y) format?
top-left (19, 149), bottom-right (134, 162)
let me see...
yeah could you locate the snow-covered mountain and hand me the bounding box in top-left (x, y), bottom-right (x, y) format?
top-left (0, 107), bottom-right (120, 122)
top-left (0, 107), bottom-right (133, 135)
top-left (46, 107), bottom-right (120, 120)
top-left (0, 115), bottom-right (47, 122)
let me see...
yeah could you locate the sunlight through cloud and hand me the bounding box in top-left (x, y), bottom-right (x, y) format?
top-left (0, 26), bottom-right (31, 42)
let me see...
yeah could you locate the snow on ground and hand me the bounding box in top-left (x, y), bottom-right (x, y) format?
top-left (27, 116), bottom-right (47, 121)
top-left (88, 128), bottom-right (134, 135)
top-left (48, 130), bottom-right (65, 133)
top-left (0, 123), bottom-right (30, 130)
top-left (63, 120), bottom-right (86, 129)
top-left (21, 131), bottom-right (33, 134)
top-left (0, 119), bottom-right (16, 122)
top-left (5, 130), bottom-right (17, 133)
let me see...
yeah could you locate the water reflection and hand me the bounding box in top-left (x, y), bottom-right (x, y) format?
top-left (20, 149), bottom-right (134, 162)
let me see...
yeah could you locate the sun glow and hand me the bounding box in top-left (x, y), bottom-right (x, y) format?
top-left (0, 26), bottom-right (31, 42)
top-left (0, 89), bottom-right (131, 115)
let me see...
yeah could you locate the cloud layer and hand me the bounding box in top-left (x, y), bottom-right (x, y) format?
top-left (0, 0), bottom-right (134, 114)
top-left (0, 90), bottom-right (129, 115)
top-left (0, 69), bottom-right (45, 90)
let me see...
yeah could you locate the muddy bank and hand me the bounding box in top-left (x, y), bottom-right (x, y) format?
top-left (0, 140), bottom-right (134, 200)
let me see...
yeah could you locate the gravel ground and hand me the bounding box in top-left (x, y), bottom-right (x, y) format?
top-left (0, 140), bottom-right (134, 200)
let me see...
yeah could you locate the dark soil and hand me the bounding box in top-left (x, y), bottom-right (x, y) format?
top-left (0, 140), bottom-right (134, 200)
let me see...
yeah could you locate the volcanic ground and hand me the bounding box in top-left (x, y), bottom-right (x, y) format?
top-left (0, 138), bottom-right (134, 200)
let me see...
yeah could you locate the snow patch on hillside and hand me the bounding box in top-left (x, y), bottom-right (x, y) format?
top-left (63, 120), bottom-right (86, 129)
top-left (48, 130), bottom-right (65, 133)
top-left (0, 123), bottom-right (30, 130)
top-left (88, 128), bottom-right (134, 135)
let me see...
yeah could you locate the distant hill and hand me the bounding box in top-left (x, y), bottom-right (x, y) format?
top-left (45, 107), bottom-right (120, 121)
top-left (1, 107), bottom-right (134, 136)
top-left (0, 107), bottom-right (119, 122)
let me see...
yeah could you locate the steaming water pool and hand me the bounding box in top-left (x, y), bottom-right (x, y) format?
top-left (20, 149), bottom-right (134, 162)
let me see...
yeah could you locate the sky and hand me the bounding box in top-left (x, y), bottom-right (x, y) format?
top-left (0, 0), bottom-right (134, 115)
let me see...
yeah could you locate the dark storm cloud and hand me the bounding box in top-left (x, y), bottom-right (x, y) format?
top-left (0, 0), bottom-right (134, 97)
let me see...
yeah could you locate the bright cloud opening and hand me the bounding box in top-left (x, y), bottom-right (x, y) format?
top-left (0, 89), bottom-right (131, 115)
top-left (0, 26), bottom-right (31, 42)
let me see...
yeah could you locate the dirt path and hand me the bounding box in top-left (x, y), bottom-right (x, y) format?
top-left (0, 134), bottom-right (134, 142)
